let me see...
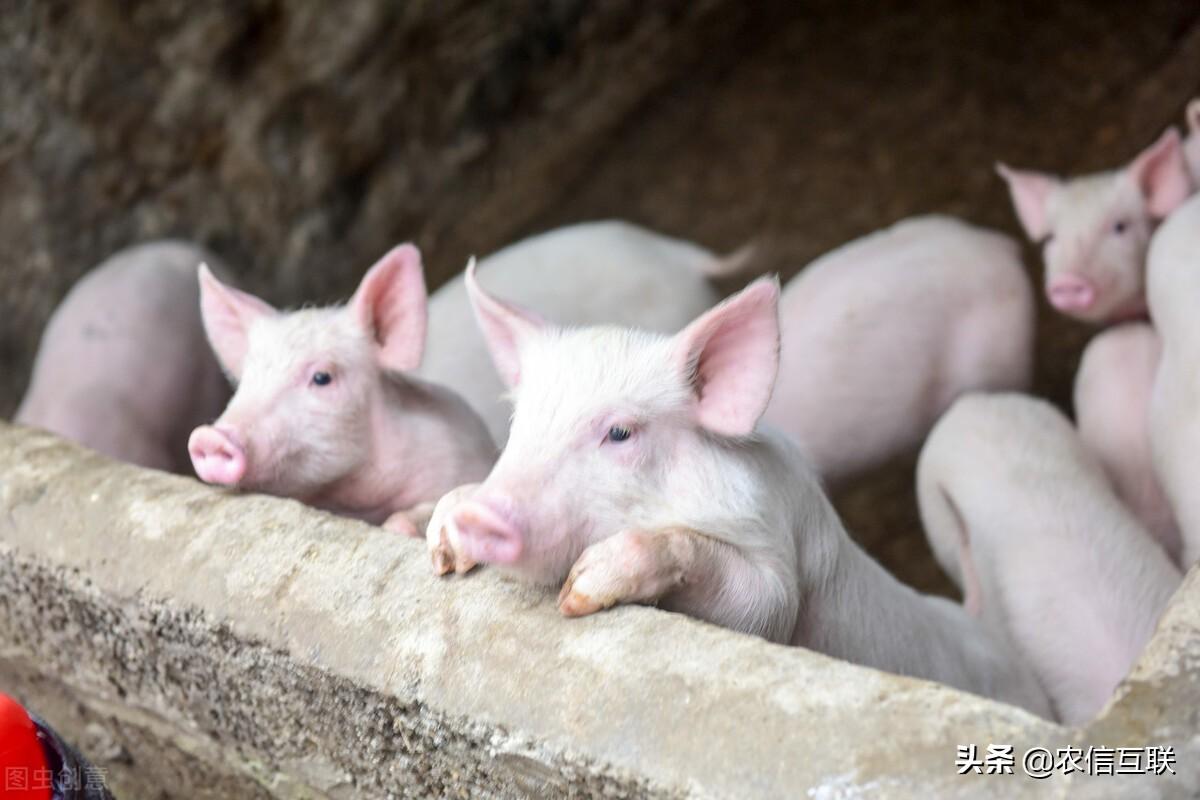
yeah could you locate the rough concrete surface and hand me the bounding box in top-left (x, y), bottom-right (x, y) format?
top-left (0, 424), bottom-right (1197, 798)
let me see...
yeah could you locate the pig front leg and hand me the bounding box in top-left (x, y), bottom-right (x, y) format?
top-left (383, 502), bottom-right (438, 538)
top-left (558, 526), bottom-right (797, 643)
top-left (424, 483), bottom-right (482, 575)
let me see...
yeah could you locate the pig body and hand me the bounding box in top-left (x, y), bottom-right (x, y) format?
top-left (762, 215), bottom-right (1034, 485)
top-left (419, 221), bottom-right (742, 444)
top-left (189, 245), bottom-right (496, 532)
top-left (1147, 193), bottom-right (1200, 568)
top-left (1073, 323), bottom-right (1180, 563)
top-left (997, 128), bottom-right (1193, 323)
top-left (16, 240), bottom-right (230, 473)
top-left (918, 393), bottom-right (1182, 724)
top-left (427, 268), bottom-right (1051, 717)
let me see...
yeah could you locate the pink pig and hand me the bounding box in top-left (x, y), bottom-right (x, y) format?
top-left (1073, 323), bottom-right (1180, 563)
top-left (997, 127), bottom-right (1193, 323)
top-left (16, 241), bottom-right (230, 473)
top-left (762, 215), bottom-right (1034, 485)
top-left (424, 263), bottom-right (1051, 716)
top-left (918, 393), bottom-right (1181, 724)
top-left (188, 244), bottom-right (496, 534)
top-left (1147, 193), bottom-right (1200, 569)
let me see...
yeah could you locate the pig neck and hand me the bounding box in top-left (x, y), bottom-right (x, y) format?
top-left (309, 373), bottom-right (498, 524)
top-left (795, 515), bottom-right (987, 678)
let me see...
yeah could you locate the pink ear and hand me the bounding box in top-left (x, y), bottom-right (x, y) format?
top-left (672, 276), bottom-right (780, 438)
top-left (464, 258), bottom-right (546, 388)
top-left (1127, 127), bottom-right (1193, 219)
top-left (197, 263), bottom-right (277, 379)
top-left (350, 244), bottom-right (427, 372)
top-left (996, 163), bottom-right (1059, 241)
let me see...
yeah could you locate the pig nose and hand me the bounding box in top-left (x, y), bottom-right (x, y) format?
top-left (188, 425), bottom-right (247, 486)
top-left (1046, 275), bottom-right (1096, 313)
top-left (451, 494), bottom-right (525, 565)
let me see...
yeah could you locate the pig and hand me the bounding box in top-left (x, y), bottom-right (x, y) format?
top-left (918, 393), bottom-right (1182, 724)
top-left (187, 244), bottom-right (496, 535)
top-left (761, 215), bottom-right (1035, 486)
top-left (419, 220), bottom-right (750, 445)
top-left (997, 127), bottom-right (1193, 323)
top-left (1184, 98), bottom-right (1200, 185)
top-left (1073, 323), bottom-right (1180, 563)
top-left (425, 263), bottom-right (1052, 717)
top-left (16, 240), bottom-right (230, 473)
top-left (1147, 192), bottom-right (1200, 569)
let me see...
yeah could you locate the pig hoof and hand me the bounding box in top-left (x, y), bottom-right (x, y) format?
top-left (558, 590), bottom-right (604, 617)
top-left (428, 526), bottom-right (477, 577)
top-left (431, 542), bottom-right (455, 576)
top-left (557, 570), bottom-right (612, 617)
top-left (383, 512), bottom-right (419, 538)
top-left (557, 583), bottom-right (605, 617)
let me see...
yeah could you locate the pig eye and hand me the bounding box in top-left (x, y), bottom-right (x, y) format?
top-left (1113, 220), bottom-right (1129, 235)
top-left (311, 371), bottom-right (333, 387)
top-left (606, 425), bottom-right (633, 443)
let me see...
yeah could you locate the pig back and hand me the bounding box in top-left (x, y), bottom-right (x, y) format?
top-left (765, 215), bottom-right (1032, 483)
top-left (16, 240), bottom-right (232, 472)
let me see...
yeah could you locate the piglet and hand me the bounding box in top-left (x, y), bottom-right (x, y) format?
top-left (419, 220), bottom-right (749, 445)
top-left (762, 215), bottom-right (1034, 485)
top-left (426, 263), bottom-right (1051, 717)
top-left (1147, 192), bottom-right (1200, 568)
top-left (1073, 323), bottom-right (1180, 563)
top-left (998, 127), bottom-right (1193, 323)
top-left (16, 240), bottom-right (230, 473)
top-left (918, 393), bottom-right (1181, 724)
top-left (188, 244), bottom-right (496, 535)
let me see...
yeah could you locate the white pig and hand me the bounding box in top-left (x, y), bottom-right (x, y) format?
top-left (997, 127), bottom-right (1193, 323)
top-left (918, 393), bottom-right (1182, 724)
top-left (1073, 323), bottom-right (1180, 563)
top-left (16, 240), bottom-right (230, 473)
top-left (188, 244), bottom-right (496, 535)
top-left (761, 215), bottom-right (1034, 485)
top-left (425, 264), bottom-right (1051, 716)
top-left (419, 220), bottom-right (748, 444)
top-left (1147, 192), bottom-right (1200, 568)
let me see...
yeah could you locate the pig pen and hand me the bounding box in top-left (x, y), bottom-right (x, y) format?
top-left (1, 1), bottom-right (1198, 797)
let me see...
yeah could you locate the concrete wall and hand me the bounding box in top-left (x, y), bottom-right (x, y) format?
top-left (0, 423), bottom-right (1197, 798)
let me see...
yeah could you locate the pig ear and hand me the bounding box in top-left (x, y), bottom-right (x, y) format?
top-left (350, 244), bottom-right (427, 372)
top-left (197, 263), bottom-right (277, 379)
top-left (996, 163), bottom-right (1059, 241)
top-left (464, 257), bottom-right (546, 388)
top-left (1127, 127), bottom-right (1192, 219)
top-left (1186, 98), bottom-right (1200, 135)
top-left (672, 276), bottom-right (781, 438)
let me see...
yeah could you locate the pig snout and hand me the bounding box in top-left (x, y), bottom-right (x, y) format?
top-left (188, 425), bottom-right (247, 486)
top-left (450, 493), bottom-right (525, 565)
top-left (1046, 274), bottom-right (1096, 313)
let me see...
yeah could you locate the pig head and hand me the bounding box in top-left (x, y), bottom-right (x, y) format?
top-left (998, 127), bottom-right (1193, 323)
top-left (443, 259), bottom-right (782, 588)
top-left (189, 245), bottom-right (433, 511)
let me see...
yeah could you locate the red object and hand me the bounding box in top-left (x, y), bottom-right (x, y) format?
top-left (0, 693), bottom-right (52, 800)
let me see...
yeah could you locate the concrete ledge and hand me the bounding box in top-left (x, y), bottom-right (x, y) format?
top-left (0, 422), bottom-right (1196, 798)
